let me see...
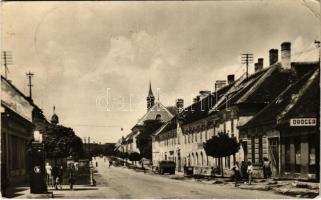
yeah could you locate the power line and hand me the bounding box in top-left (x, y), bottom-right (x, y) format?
top-left (63, 123), bottom-right (123, 128)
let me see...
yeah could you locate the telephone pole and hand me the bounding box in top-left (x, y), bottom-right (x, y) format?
top-left (26, 71), bottom-right (34, 99)
top-left (315, 40), bottom-right (320, 62)
top-left (1, 51), bottom-right (13, 79)
top-left (241, 53), bottom-right (253, 79)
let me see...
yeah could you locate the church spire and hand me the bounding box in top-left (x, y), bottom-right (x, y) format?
top-left (51, 105), bottom-right (59, 125)
top-left (148, 81), bottom-right (154, 97)
top-left (146, 81), bottom-right (155, 110)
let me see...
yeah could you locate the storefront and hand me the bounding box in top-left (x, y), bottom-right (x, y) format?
top-left (279, 126), bottom-right (319, 180)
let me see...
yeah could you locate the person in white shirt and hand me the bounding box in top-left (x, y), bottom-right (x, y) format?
top-left (247, 161), bottom-right (253, 185)
top-left (45, 162), bottom-right (53, 186)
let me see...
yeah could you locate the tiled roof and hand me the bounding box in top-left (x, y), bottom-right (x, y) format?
top-left (240, 67), bottom-right (319, 129)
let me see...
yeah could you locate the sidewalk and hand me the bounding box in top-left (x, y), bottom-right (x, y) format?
top-left (130, 166), bottom-right (320, 198)
top-left (195, 177), bottom-right (320, 198)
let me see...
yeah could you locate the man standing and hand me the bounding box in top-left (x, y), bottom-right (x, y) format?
top-left (45, 162), bottom-right (53, 187)
top-left (232, 162), bottom-right (240, 187)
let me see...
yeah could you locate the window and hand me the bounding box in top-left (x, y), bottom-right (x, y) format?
top-left (259, 136), bottom-right (263, 164)
top-left (295, 138), bottom-right (301, 172)
top-left (231, 119), bottom-right (234, 134)
top-left (191, 133), bottom-right (194, 143)
top-left (195, 132), bottom-right (198, 142)
top-left (309, 135), bottom-right (316, 173)
top-left (285, 141), bottom-right (291, 172)
top-left (156, 114), bottom-right (162, 120)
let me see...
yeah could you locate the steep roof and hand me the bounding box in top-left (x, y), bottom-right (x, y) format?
top-left (166, 106), bottom-right (178, 116)
top-left (236, 64), bottom-right (293, 104)
top-left (277, 68), bottom-right (319, 126)
top-left (209, 66), bottom-right (268, 113)
top-left (180, 83), bottom-right (234, 125)
top-left (135, 102), bottom-right (174, 126)
top-left (153, 116), bottom-right (177, 137)
top-left (240, 67), bottom-right (319, 129)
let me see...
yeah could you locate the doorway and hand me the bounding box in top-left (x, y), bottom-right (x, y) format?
top-left (268, 137), bottom-right (279, 176)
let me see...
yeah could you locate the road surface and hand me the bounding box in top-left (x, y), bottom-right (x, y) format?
top-left (53, 157), bottom-right (290, 199)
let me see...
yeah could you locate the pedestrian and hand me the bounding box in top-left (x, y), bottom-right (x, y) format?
top-left (247, 161), bottom-right (253, 185)
top-left (240, 161), bottom-right (248, 183)
top-left (96, 161), bottom-right (98, 167)
top-left (210, 167), bottom-right (215, 179)
top-left (232, 162), bottom-right (240, 187)
top-left (68, 163), bottom-right (76, 190)
top-left (45, 162), bottom-right (53, 187)
top-left (56, 165), bottom-right (63, 190)
top-left (263, 157), bottom-right (272, 179)
top-left (109, 159), bottom-right (112, 168)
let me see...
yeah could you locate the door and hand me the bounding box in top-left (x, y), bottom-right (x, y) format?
top-left (268, 138), bottom-right (279, 176)
top-left (177, 150), bottom-right (181, 172)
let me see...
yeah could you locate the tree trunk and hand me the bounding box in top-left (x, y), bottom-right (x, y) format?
top-left (220, 157), bottom-right (224, 177)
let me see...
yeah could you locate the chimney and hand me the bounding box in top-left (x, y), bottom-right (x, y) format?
top-left (176, 99), bottom-right (184, 112)
top-left (269, 49), bottom-right (278, 65)
top-left (257, 58), bottom-right (263, 71)
top-left (214, 80), bottom-right (227, 92)
top-left (227, 75), bottom-right (235, 84)
top-left (281, 42), bottom-right (291, 69)
top-left (193, 95), bottom-right (200, 103)
top-left (199, 90), bottom-right (211, 99)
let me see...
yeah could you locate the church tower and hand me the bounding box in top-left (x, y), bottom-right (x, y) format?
top-left (51, 105), bottom-right (59, 125)
top-left (146, 81), bottom-right (155, 110)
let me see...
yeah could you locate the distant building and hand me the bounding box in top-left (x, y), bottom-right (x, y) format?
top-left (119, 82), bottom-right (177, 158)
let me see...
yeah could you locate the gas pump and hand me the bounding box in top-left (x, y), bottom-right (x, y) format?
top-left (28, 131), bottom-right (47, 194)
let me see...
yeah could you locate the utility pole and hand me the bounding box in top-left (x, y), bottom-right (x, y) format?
top-left (315, 40), bottom-right (320, 62)
top-left (241, 53), bottom-right (253, 79)
top-left (1, 51), bottom-right (13, 79)
top-left (26, 71), bottom-right (34, 99)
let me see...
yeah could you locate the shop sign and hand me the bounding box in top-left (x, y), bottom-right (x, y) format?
top-left (290, 118), bottom-right (317, 126)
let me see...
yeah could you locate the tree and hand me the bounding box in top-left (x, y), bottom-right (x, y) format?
top-left (44, 124), bottom-right (83, 163)
top-left (203, 132), bottom-right (239, 176)
top-left (136, 120), bottom-right (163, 160)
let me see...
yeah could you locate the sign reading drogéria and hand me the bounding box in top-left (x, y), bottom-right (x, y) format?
top-left (290, 118), bottom-right (317, 126)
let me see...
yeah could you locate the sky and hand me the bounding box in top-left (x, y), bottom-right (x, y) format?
top-left (1, 0), bottom-right (320, 143)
